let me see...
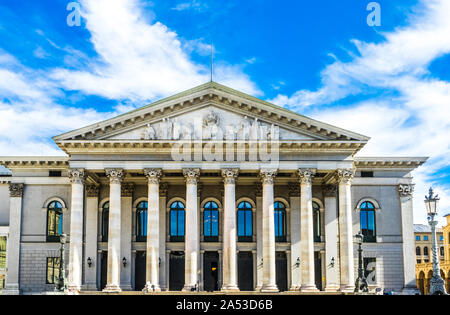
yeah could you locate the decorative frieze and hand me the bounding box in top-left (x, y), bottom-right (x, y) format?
top-left (183, 169), bottom-right (200, 185)
top-left (288, 183), bottom-right (300, 197)
top-left (9, 183), bottom-right (24, 198)
top-left (105, 168), bottom-right (124, 184)
top-left (68, 169), bottom-right (85, 185)
top-left (322, 185), bottom-right (337, 198)
top-left (121, 183), bottom-right (135, 197)
top-left (86, 185), bottom-right (100, 198)
top-left (222, 169), bottom-right (239, 185)
top-left (336, 169), bottom-right (355, 185)
top-left (298, 169), bottom-right (316, 185)
top-left (398, 184), bottom-right (415, 197)
top-left (144, 169), bottom-right (163, 184)
top-left (260, 169), bottom-right (278, 185)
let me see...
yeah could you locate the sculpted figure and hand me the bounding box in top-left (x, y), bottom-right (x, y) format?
top-left (181, 123), bottom-right (193, 140)
top-left (237, 116), bottom-right (250, 140)
top-left (249, 118), bottom-right (260, 140)
top-left (202, 110), bottom-right (223, 140)
top-left (141, 124), bottom-right (156, 140)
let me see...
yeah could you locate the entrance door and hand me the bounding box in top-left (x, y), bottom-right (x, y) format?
top-left (203, 252), bottom-right (219, 292)
top-left (135, 251), bottom-right (146, 291)
top-left (100, 251), bottom-right (108, 290)
top-left (238, 252), bottom-right (254, 291)
top-left (276, 252), bottom-right (288, 292)
top-left (169, 251), bottom-right (185, 291)
top-left (314, 252), bottom-right (323, 291)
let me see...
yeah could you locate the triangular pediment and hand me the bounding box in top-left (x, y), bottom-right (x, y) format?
top-left (53, 82), bottom-right (370, 143)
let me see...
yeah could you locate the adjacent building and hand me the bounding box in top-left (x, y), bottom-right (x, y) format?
top-left (0, 82), bottom-right (426, 294)
top-left (415, 215), bottom-right (450, 294)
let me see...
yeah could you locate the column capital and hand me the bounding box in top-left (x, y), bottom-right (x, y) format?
top-left (9, 183), bottom-right (24, 198)
top-left (105, 168), bottom-right (124, 184)
top-left (160, 183), bottom-right (169, 197)
top-left (68, 169), bottom-right (85, 185)
top-left (86, 184), bottom-right (100, 198)
top-left (144, 169), bottom-right (163, 184)
top-left (183, 169), bottom-right (200, 185)
top-left (322, 185), bottom-right (337, 197)
top-left (222, 169), bottom-right (239, 185)
top-left (288, 183), bottom-right (300, 197)
top-left (298, 169), bottom-right (316, 185)
top-left (260, 169), bottom-right (278, 185)
top-left (398, 184), bottom-right (415, 197)
top-left (121, 183), bottom-right (134, 197)
top-left (336, 169), bottom-right (355, 185)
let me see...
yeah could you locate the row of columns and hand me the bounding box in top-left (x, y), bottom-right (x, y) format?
top-left (65, 168), bottom-right (358, 293)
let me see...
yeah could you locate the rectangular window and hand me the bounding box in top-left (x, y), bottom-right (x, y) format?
top-left (0, 237), bottom-right (6, 270)
top-left (361, 171), bottom-right (374, 178)
top-left (417, 260), bottom-right (421, 264)
top-left (49, 171), bottom-right (62, 177)
top-left (416, 236), bottom-right (420, 241)
top-left (423, 236), bottom-right (429, 241)
top-left (440, 235), bottom-right (444, 241)
top-left (46, 257), bottom-right (61, 284)
top-left (364, 258), bottom-right (376, 285)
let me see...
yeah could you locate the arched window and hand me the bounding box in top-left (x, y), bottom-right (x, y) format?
top-left (101, 202), bottom-right (109, 242)
top-left (170, 201), bottom-right (185, 242)
top-left (360, 201), bottom-right (376, 243)
top-left (416, 246), bottom-right (421, 256)
top-left (274, 202), bottom-right (287, 242)
top-left (424, 246), bottom-right (429, 256)
top-left (237, 201), bottom-right (253, 242)
top-left (136, 201), bottom-right (148, 242)
top-left (47, 201), bottom-right (63, 242)
top-left (313, 202), bottom-right (322, 242)
top-left (204, 201), bottom-right (219, 242)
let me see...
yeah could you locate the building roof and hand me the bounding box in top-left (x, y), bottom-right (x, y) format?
top-left (414, 224), bottom-right (443, 233)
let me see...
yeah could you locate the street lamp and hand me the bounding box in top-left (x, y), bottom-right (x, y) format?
top-left (55, 234), bottom-right (67, 293)
top-left (424, 188), bottom-right (447, 295)
top-left (354, 232), bottom-right (368, 293)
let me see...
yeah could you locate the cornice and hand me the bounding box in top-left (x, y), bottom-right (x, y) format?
top-left (54, 140), bottom-right (367, 155)
top-left (0, 157), bottom-right (69, 169)
top-left (354, 157), bottom-right (428, 170)
top-left (52, 82), bottom-right (370, 143)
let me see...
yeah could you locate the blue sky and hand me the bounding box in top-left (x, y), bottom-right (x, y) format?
top-left (0, 0), bottom-right (449, 225)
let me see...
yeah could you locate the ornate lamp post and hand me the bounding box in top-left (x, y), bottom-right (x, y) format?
top-left (55, 234), bottom-right (68, 294)
top-left (424, 188), bottom-right (447, 295)
top-left (354, 232), bottom-right (369, 293)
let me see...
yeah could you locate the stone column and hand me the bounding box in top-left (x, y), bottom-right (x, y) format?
top-left (337, 169), bottom-right (355, 292)
top-left (104, 168), bottom-right (124, 292)
top-left (398, 184), bottom-right (420, 294)
top-left (85, 184), bottom-right (99, 291)
top-left (255, 183), bottom-right (263, 290)
top-left (299, 169), bottom-right (318, 292)
top-left (159, 183), bottom-right (168, 290)
top-left (183, 169), bottom-right (200, 291)
top-left (260, 169), bottom-right (278, 292)
top-left (323, 185), bottom-right (340, 291)
top-left (3, 183), bottom-right (24, 295)
top-left (144, 169), bottom-right (162, 292)
top-left (221, 169), bottom-right (239, 291)
top-left (288, 183), bottom-right (301, 290)
top-left (67, 169), bottom-right (85, 293)
top-left (120, 183), bottom-right (133, 291)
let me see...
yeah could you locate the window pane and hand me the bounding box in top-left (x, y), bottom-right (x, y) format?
top-left (178, 210), bottom-right (185, 236)
top-left (47, 258), bottom-right (54, 284)
top-left (361, 211), bottom-right (368, 231)
top-left (245, 210), bottom-right (252, 236)
top-left (48, 211), bottom-right (55, 236)
top-left (171, 210), bottom-right (177, 236)
top-left (368, 211), bottom-right (375, 234)
top-left (0, 237), bottom-right (6, 269)
top-left (204, 210), bottom-right (211, 236)
top-left (212, 210), bottom-right (219, 236)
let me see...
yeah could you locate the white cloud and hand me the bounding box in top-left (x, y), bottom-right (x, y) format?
top-left (171, 0), bottom-right (207, 12)
top-left (51, 0), bottom-right (260, 101)
top-left (271, 0), bottom-right (450, 225)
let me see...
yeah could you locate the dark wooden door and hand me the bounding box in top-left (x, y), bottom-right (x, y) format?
top-left (314, 252), bottom-right (322, 291)
top-left (135, 251), bottom-right (146, 291)
top-left (100, 251), bottom-right (108, 290)
top-left (276, 252), bottom-right (288, 292)
top-left (203, 252), bottom-right (219, 292)
top-left (169, 251), bottom-right (185, 291)
top-left (238, 252), bottom-right (253, 291)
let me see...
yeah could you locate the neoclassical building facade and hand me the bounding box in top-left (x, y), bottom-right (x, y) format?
top-left (0, 82), bottom-right (426, 294)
